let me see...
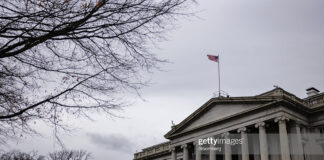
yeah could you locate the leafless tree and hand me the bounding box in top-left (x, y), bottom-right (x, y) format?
top-left (0, 0), bottom-right (191, 143)
top-left (0, 150), bottom-right (40, 160)
top-left (48, 150), bottom-right (91, 160)
top-left (0, 150), bottom-right (90, 160)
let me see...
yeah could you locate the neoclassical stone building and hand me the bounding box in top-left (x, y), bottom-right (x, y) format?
top-left (134, 87), bottom-right (324, 160)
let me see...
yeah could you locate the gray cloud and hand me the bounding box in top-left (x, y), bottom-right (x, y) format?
top-left (141, 0), bottom-right (324, 99)
top-left (86, 133), bottom-right (135, 153)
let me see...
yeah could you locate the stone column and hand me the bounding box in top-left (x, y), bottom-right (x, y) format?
top-left (193, 141), bottom-right (201, 160)
top-left (255, 122), bottom-right (269, 160)
top-left (275, 116), bottom-right (291, 160)
top-left (295, 123), bottom-right (304, 160)
top-left (210, 143), bottom-right (216, 160)
top-left (181, 144), bottom-right (189, 160)
top-left (300, 127), bottom-right (308, 160)
top-left (222, 132), bottom-right (232, 160)
top-left (171, 147), bottom-right (177, 160)
top-left (238, 127), bottom-right (249, 160)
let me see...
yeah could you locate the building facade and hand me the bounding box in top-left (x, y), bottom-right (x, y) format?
top-left (134, 87), bottom-right (324, 160)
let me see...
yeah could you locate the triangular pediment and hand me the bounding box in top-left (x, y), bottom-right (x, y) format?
top-left (164, 88), bottom-right (309, 139)
top-left (182, 103), bottom-right (260, 132)
top-left (165, 96), bottom-right (276, 139)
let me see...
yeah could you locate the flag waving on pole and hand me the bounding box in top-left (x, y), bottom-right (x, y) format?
top-left (206, 54), bottom-right (221, 97)
top-left (207, 54), bottom-right (219, 62)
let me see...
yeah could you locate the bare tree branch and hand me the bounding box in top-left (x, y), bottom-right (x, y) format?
top-left (0, 0), bottom-right (192, 144)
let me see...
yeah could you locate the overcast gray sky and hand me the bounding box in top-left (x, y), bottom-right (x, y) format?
top-left (4, 0), bottom-right (324, 159)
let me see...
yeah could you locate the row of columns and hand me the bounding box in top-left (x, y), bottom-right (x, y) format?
top-left (171, 116), bottom-right (304, 160)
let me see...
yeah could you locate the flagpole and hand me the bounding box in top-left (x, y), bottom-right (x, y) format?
top-left (218, 54), bottom-right (221, 97)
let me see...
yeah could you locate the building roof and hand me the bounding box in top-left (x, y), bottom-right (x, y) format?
top-left (164, 87), bottom-right (323, 139)
top-left (306, 87), bottom-right (320, 92)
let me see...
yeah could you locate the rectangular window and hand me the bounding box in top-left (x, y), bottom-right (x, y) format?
top-left (319, 127), bottom-right (324, 137)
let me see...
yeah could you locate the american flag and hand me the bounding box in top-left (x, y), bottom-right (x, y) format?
top-left (207, 55), bottom-right (219, 62)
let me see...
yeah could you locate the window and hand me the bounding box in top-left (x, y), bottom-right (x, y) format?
top-left (319, 127), bottom-right (324, 137)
